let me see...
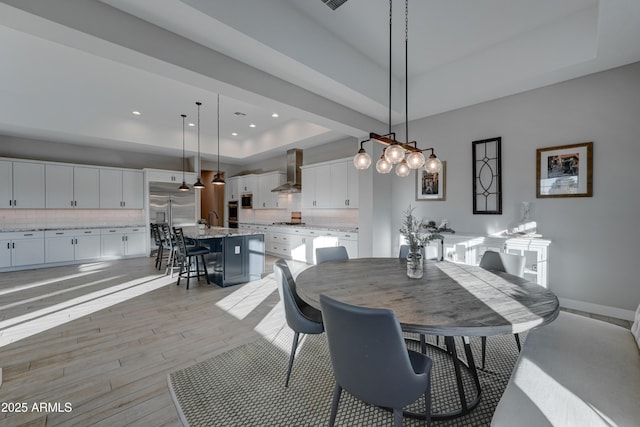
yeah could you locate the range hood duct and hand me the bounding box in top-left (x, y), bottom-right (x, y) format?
top-left (271, 149), bottom-right (303, 193)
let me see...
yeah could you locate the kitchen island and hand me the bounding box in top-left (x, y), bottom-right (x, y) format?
top-left (183, 227), bottom-right (265, 287)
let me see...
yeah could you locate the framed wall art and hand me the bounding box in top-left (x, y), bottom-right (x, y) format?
top-left (472, 137), bottom-right (502, 214)
top-left (416, 161), bottom-right (446, 201)
top-left (536, 142), bottom-right (593, 198)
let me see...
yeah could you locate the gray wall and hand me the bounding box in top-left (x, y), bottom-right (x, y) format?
top-left (381, 61), bottom-right (640, 317)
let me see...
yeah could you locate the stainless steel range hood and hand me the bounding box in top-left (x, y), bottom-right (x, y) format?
top-left (271, 149), bottom-right (303, 193)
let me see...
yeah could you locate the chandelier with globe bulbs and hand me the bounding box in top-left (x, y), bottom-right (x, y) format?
top-left (353, 0), bottom-right (441, 177)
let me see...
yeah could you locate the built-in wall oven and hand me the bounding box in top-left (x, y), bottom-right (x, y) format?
top-left (228, 201), bottom-right (238, 228)
top-left (241, 193), bottom-right (253, 209)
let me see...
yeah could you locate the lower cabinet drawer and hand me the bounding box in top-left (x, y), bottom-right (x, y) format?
top-left (268, 243), bottom-right (291, 257)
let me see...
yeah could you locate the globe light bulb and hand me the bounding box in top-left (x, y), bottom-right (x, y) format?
top-left (384, 143), bottom-right (406, 165)
top-left (353, 148), bottom-right (372, 170)
top-left (406, 151), bottom-right (425, 169)
top-left (376, 154), bottom-right (393, 174)
top-left (395, 160), bottom-right (411, 177)
top-left (425, 153), bottom-right (442, 173)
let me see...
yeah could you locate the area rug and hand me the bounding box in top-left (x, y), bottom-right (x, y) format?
top-left (167, 331), bottom-right (522, 426)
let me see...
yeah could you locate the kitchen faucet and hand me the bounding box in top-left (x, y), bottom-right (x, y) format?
top-left (207, 210), bottom-right (219, 228)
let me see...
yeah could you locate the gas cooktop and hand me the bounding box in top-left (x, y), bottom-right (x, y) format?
top-left (272, 222), bottom-right (305, 226)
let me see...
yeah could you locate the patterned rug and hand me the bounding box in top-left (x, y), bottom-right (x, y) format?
top-left (167, 331), bottom-right (522, 426)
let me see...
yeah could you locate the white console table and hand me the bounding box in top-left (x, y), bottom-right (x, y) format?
top-left (436, 233), bottom-right (551, 288)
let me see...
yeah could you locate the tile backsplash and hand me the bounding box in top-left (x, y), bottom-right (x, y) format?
top-left (0, 209), bottom-right (145, 231)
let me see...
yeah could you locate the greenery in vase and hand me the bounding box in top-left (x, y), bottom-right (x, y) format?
top-left (400, 205), bottom-right (443, 251)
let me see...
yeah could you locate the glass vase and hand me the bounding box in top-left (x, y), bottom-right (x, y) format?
top-left (406, 249), bottom-right (424, 279)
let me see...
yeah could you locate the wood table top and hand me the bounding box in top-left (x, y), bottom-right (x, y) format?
top-left (295, 258), bottom-right (559, 337)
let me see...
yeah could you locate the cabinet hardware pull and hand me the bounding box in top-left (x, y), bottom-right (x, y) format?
top-left (9, 200), bottom-right (12, 206)
top-left (24, 233), bottom-right (33, 236)
top-left (56, 232), bottom-right (64, 235)
top-left (6, 243), bottom-right (9, 249)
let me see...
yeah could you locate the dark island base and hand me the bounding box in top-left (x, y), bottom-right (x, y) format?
top-left (198, 234), bottom-right (265, 287)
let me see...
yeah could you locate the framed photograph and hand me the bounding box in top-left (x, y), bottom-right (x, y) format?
top-left (473, 137), bottom-right (502, 214)
top-left (416, 161), bottom-right (446, 201)
top-left (536, 142), bottom-right (593, 198)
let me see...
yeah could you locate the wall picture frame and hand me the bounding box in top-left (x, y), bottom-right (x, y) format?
top-left (472, 137), bottom-right (502, 214)
top-left (416, 161), bottom-right (446, 201)
top-left (536, 142), bottom-right (593, 198)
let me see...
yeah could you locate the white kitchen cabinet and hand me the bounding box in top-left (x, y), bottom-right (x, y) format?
top-left (146, 169), bottom-right (196, 185)
top-left (0, 160), bottom-right (45, 209)
top-left (0, 231), bottom-right (45, 267)
top-left (264, 225), bottom-right (358, 264)
top-left (301, 166), bottom-right (331, 208)
top-left (45, 229), bottom-right (101, 263)
top-left (101, 227), bottom-right (146, 257)
top-left (238, 174), bottom-right (257, 194)
top-left (302, 158), bottom-right (357, 209)
top-left (100, 169), bottom-right (143, 209)
top-left (338, 231), bottom-right (358, 258)
top-left (45, 165), bottom-right (100, 208)
top-left (329, 160), bottom-right (358, 208)
top-left (227, 177), bottom-right (240, 201)
top-left (255, 172), bottom-right (286, 209)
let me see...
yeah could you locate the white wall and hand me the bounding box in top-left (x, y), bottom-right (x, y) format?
top-left (374, 61), bottom-right (640, 317)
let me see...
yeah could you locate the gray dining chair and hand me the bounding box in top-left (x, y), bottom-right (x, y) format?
top-left (315, 246), bottom-right (349, 264)
top-left (173, 227), bottom-right (210, 289)
top-left (320, 294), bottom-right (432, 427)
top-left (274, 258), bottom-right (324, 387)
top-left (479, 250), bottom-right (526, 369)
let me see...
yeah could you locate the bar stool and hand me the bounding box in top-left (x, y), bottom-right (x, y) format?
top-left (173, 227), bottom-right (210, 289)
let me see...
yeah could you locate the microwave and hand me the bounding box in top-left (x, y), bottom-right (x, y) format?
top-left (241, 193), bottom-right (253, 209)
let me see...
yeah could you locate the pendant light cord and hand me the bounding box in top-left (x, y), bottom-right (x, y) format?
top-left (196, 102), bottom-right (201, 178)
top-left (217, 94), bottom-right (220, 175)
top-left (388, 0), bottom-right (392, 136)
top-left (181, 114), bottom-right (186, 181)
top-left (405, 0), bottom-right (409, 143)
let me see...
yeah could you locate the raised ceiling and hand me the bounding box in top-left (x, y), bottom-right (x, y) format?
top-left (0, 0), bottom-right (639, 165)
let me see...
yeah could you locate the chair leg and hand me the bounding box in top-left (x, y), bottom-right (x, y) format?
top-left (200, 254), bottom-right (210, 284)
top-left (329, 383), bottom-right (342, 427)
top-left (285, 332), bottom-right (300, 387)
top-left (393, 408), bottom-right (403, 427)
top-left (195, 255), bottom-right (200, 282)
top-left (481, 336), bottom-right (487, 369)
top-left (186, 257), bottom-right (192, 290)
top-left (424, 384), bottom-right (432, 427)
top-left (420, 334), bottom-right (427, 354)
top-left (514, 333), bottom-right (521, 352)
top-left (176, 259), bottom-right (183, 287)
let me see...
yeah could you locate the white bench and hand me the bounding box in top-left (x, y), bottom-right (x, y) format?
top-left (492, 306), bottom-right (640, 427)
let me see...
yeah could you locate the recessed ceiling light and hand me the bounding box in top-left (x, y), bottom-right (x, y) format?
top-left (132, 111), bottom-right (141, 116)
top-left (249, 123), bottom-right (256, 128)
top-left (271, 113), bottom-right (279, 118)
top-left (188, 122), bottom-right (195, 127)
top-left (232, 132), bottom-right (238, 136)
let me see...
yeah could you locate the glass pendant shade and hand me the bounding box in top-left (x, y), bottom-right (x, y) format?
top-left (395, 160), bottom-right (410, 177)
top-left (376, 154), bottom-right (393, 174)
top-left (406, 151), bottom-right (425, 169)
top-left (353, 148), bottom-right (372, 170)
top-left (425, 153), bottom-right (442, 173)
top-left (384, 143), bottom-right (406, 165)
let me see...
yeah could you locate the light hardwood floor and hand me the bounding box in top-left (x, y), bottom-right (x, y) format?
top-left (0, 255), bottom-right (285, 427)
top-left (0, 256), bottom-right (631, 427)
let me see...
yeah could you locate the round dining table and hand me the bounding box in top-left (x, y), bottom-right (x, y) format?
top-left (295, 257), bottom-right (560, 420)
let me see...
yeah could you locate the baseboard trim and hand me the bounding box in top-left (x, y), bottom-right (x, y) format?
top-left (559, 297), bottom-right (635, 321)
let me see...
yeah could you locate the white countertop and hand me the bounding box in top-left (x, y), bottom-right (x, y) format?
top-left (183, 226), bottom-right (265, 239)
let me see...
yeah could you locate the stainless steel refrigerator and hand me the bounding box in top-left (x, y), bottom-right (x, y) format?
top-left (149, 182), bottom-right (197, 228)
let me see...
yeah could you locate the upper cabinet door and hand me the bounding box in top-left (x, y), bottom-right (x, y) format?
top-left (122, 170), bottom-right (143, 209)
top-left (330, 162), bottom-right (349, 207)
top-left (346, 164), bottom-right (359, 208)
top-left (45, 164), bottom-right (74, 208)
top-left (99, 169), bottom-right (123, 208)
top-left (0, 161), bottom-right (13, 209)
top-left (74, 167), bottom-right (100, 208)
top-left (12, 161), bottom-right (45, 208)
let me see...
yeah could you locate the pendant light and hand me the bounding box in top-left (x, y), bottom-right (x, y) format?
top-left (212, 94), bottom-right (225, 186)
top-left (193, 101), bottom-right (205, 189)
top-left (353, 0), bottom-right (442, 176)
top-left (178, 114), bottom-right (190, 191)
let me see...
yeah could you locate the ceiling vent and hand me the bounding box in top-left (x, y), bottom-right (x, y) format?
top-left (321, 0), bottom-right (349, 11)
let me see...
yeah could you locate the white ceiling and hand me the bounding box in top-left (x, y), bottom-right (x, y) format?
top-left (0, 0), bottom-right (639, 166)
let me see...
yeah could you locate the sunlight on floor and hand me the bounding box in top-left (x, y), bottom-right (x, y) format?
top-left (215, 276), bottom-right (277, 320)
top-left (0, 274), bottom-right (173, 348)
top-left (0, 270), bottom-right (101, 297)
